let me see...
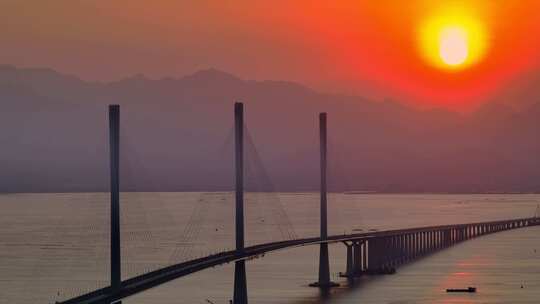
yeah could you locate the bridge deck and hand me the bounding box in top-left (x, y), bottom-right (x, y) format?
top-left (58, 216), bottom-right (540, 304)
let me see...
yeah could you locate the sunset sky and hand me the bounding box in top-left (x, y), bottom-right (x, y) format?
top-left (2, 1), bottom-right (540, 111)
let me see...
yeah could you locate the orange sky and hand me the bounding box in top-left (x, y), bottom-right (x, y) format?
top-left (1, 1), bottom-right (540, 111)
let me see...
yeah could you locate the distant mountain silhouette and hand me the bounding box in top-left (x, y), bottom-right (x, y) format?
top-left (1, 64), bottom-right (540, 193)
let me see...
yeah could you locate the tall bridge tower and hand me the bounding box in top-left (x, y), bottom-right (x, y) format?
top-left (310, 113), bottom-right (339, 288)
top-left (233, 102), bottom-right (248, 304)
top-left (109, 105), bottom-right (122, 304)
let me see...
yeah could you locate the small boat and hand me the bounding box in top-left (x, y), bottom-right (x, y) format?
top-left (446, 287), bottom-right (476, 293)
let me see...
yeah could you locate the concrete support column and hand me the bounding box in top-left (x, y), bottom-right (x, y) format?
top-left (442, 230), bottom-right (446, 247)
top-left (388, 237), bottom-right (394, 266)
top-left (393, 236), bottom-right (399, 265)
top-left (362, 241), bottom-right (367, 272)
top-left (354, 241), bottom-right (363, 274)
top-left (401, 234), bottom-right (407, 264)
top-left (381, 237), bottom-right (388, 268)
top-left (367, 239), bottom-right (376, 270)
top-left (344, 242), bottom-right (354, 277)
top-left (418, 233), bottom-right (422, 256)
top-left (407, 234), bottom-right (411, 260)
top-left (417, 233), bottom-right (421, 256)
top-left (413, 234), bottom-right (417, 257)
top-left (422, 232), bottom-right (427, 254)
top-left (415, 233), bottom-right (419, 257)
top-left (392, 236), bottom-right (398, 266)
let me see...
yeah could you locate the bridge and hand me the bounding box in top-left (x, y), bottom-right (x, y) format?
top-left (57, 103), bottom-right (540, 304)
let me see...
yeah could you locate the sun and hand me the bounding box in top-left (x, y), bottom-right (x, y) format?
top-left (419, 7), bottom-right (488, 70)
top-left (439, 26), bottom-right (468, 66)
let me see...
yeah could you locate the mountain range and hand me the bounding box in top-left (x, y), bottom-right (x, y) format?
top-left (1, 64), bottom-right (540, 193)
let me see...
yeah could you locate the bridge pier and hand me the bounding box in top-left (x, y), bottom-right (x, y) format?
top-left (421, 232), bottom-right (426, 255)
top-left (407, 234), bottom-right (412, 261)
top-left (361, 241), bottom-right (367, 273)
top-left (423, 232), bottom-right (428, 254)
top-left (418, 233), bottom-right (421, 254)
top-left (341, 240), bottom-right (365, 278)
top-left (397, 235), bottom-right (404, 265)
top-left (415, 233), bottom-right (419, 256)
top-left (396, 236), bottom-right (402, 265)
top-left (382, 237), bottom-right (389, 268)
top-left (354, 241), bottom-right (364, 275)
top-left (413, 233), bottom-right (417, 258)
top-left (367, 239), bottom-right (375, 271)
top-left (388, 237), bottom-right (394, 267)
top-left (343, 242), bottom-right (355, 277)
top-left (443, 230), bottom-right (448, 248)
top-left (416, 233), bottom-right (421, 257)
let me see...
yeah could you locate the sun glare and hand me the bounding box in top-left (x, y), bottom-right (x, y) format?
top-left (419, 7), bottom-right (488, 71)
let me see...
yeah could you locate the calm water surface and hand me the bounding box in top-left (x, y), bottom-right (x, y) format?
top-left (0, 193), bottom-right (539, 303)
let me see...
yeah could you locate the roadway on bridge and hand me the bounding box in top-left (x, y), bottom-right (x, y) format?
top-left (58, 217), bottom-right (539, 304)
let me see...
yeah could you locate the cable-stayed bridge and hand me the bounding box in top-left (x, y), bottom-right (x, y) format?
top-left (55, 103), bottom-right (540, 304)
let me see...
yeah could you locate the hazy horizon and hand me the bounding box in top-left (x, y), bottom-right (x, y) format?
top-left (3, 64), bottom-right (540, 193)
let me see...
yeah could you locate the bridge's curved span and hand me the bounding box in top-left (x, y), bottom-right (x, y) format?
top-left (58, 216), bottom-right (540, 304)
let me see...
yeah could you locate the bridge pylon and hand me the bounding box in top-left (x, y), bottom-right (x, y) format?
top-left (233, 102), bottom-right (248, 304)
top-left (310, 113), bottom-right (339, 288)
top-left (109, 105), bottom-right (122, 304)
